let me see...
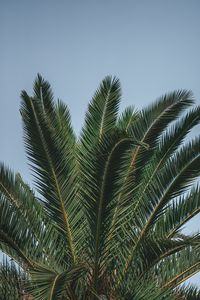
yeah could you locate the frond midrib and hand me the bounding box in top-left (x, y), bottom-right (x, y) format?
top-left (99, 87), bottom-right (111, 139)
top-left (49, 273), bottom-right (60, 300)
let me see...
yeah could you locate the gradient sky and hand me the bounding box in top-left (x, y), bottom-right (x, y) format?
top-left (1, 0), bottom-right (200, 286)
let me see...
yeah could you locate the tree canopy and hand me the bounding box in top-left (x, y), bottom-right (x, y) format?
top-left (0, 75), bottom-right (200, 299)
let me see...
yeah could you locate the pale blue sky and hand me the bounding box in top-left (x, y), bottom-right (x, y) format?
top-left (1, 0), bottom-right (200, 286)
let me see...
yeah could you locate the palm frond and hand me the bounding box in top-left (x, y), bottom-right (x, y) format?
top-left (109, 91), bottom-right (195, 248)
top-left (154, 236), bottom-right (200, 288)
top-left (20, 75), bottom-right (80, 264)
top-left (0, 196), bottom-right (37, 267)
top-left (80, 76), bottom-right (121, 148)
top-left (116, 234), bottom-right (200, 293)
top-left (158, 106), bottom-right (200, 161)
top-left (176, 285), bottom-right (200, 300)
top-left (0, 258), bottom-right (28, 300)
top-left (154, 186), bottom-right (200, 237)
top-left (117, 106), bottom-right (139, 132)
top-left (121, 279), bottom-right (174, 300)
top-left (79, 128), bottom-right (142, 292)
top-left (132, 106), bottom-right (200, 227)
top-left (133, 137), bottom-right (200, 238)
top-left (28, 263), bottom-right (86, 300)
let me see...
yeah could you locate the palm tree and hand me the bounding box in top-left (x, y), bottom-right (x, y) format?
top-left (0, 74), bottom-right (200, 299)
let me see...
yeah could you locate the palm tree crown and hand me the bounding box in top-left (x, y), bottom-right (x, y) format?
top-left (0, 75), bottom-right (200, 299)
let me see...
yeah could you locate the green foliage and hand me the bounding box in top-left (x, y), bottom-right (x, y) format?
top-left (0, 258), bottom-right (27, 300)
top-left (0, 74), bottom-right (200, 299)
top-left (176, 285), bottom-right (200, 300)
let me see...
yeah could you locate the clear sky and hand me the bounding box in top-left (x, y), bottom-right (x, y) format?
top-left (1, 0), bottom-right (200, 286)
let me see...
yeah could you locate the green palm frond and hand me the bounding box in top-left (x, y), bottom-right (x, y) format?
top-left (133, 137), bottom-right (200, 237)
top-left (117, 106), bottom-right (139, 132)
top-left (159, 243), bottom-right (200, 288)
top-left (131, 107), bottom-right (200, 227)
top-left (121, 279), bottom-right (174, 300)
top-left (154, 186), bottom-right (200, 237)
top-left (0, 164), bottom-right (48, 247)
top-left (0, 196), bottom-right (37, 267)
top-left (0, 258), bottom-right (28, 300)
top-left (115, 234), bottom-right (200, 294)
top-left (127, 90), bottom-right (194, 174)
top-left (27, 263), bottom-right (86, 300)
top-left (158, 106), bottom-right (200, 160)
top-left (130, 89), bottom-right (194, 142)
top-left (80, 76), bottom-right (121, 147)
top-left (79, 128), bottom-right (143, 291)
top-left (109, 91), bottom-right (195, 247)
top-left (20, 75), bottom-right (82, 264)
top-left (176, 285), bottom-right (200, 300)
top-left (121, 92), bottom-right (195, 216)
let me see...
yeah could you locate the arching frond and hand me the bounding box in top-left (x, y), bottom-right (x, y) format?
top-left (109, 91), bottom-right (195, 251)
